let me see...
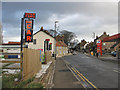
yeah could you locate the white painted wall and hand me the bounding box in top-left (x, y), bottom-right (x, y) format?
top-left (28, 31), bottom-right (55, 54)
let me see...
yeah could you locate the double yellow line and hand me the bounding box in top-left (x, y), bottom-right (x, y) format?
top-left (72, 67), bottom-right (99, 90)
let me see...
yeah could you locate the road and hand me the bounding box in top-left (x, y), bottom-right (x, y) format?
top-left (63, 52), bottom-right (119, 88)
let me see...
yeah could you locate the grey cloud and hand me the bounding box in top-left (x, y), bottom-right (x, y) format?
top-left (2, 2), bottom-right (118, 42)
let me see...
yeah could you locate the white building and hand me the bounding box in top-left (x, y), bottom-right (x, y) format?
top-left (28, 29), bottom-right (55, 54)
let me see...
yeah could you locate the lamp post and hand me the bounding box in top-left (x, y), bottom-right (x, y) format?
top-left (55, 21), bottom-right (58, 60)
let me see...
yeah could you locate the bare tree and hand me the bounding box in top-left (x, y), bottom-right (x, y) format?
top-left (60, 30), bottom-right (77, 46)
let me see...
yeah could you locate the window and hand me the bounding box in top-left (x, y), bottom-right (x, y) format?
top-left (33, 39), bottom-right (36, 44)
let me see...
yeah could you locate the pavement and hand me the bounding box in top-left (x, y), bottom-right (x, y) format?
top-left (35, 61), bottom-right (53, 79)
top-left (53, 57), bottom-right (83, 88)
top-left (64, 52), bottom-right (119, 88)
top-left (84, 53), bottom-right (119, 63)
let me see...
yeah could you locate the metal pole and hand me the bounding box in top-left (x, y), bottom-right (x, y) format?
top-left (20, 18), bottom-right (24, 80)
top-left (21, 18), bottom-right (24, 52)
top-left (55, 22), bottom-right (56, 60)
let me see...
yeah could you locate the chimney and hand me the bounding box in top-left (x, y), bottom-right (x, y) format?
top-left (103, 32), bottom-right (106, 35)
top-left (40, 26), bottom-right (43, 31)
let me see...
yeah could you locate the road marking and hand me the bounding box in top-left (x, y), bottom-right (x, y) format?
top-left (66, 64), bottom-right (86, 89)
top-left (64, 60), bottom-right (98, 90)
top-left (113, 70), bottom-right (120, 73)
top-left (81, 56), bottom-right (90, 58)
top-left (72, 67), bottom-right (85, 82)
top-left (74, 67), bottom-right (99, 90)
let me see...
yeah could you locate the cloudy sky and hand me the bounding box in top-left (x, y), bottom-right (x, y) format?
top-left (2, 1), bottom-right (118, 43)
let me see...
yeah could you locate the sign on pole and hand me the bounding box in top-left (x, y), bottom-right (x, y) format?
top-left (25, 20), bottom-right (33, 42)
top-left (24, 13), bottom-right (36, 19)
top-left (97, 40), bottom-right (102, 56)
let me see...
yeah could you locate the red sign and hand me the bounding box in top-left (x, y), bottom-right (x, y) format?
top-left (97, 40), bottom-right (102, 56)
top-left (25, 20), bottom-right (33, 42)
top-left (37, 49), bottom-right (43, 52)
top-left (24, 13), bottom-right (36, 19)
top-left (45, 39), bottom-right (50, 41)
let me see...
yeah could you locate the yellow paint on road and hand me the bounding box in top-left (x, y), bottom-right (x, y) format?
top-left (72, 68), bottom-right (85, 82)
top-left (74, 67), bottom-right (99, 90)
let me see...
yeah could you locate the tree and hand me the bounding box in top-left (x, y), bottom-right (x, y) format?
top-left (60, 30), bottom-right (77, 46)
top-left (49, 29), bottom-right (60, 37)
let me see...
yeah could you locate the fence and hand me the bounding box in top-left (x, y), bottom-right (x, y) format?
top-left (1, 48), bottom-right (50, 80)
top-left (22, 48), bottom-right (42, 80)
top-left (1, 53), bottom-right (21, 70)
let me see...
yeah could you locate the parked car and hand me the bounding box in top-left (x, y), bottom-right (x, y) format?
top-left (72, 51), bottom-right (77, 55)
top-left (111, 51), bottom-right (117, 57)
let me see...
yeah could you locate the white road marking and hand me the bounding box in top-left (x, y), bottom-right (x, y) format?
top-left (113, 70), bottom-right (120, 73)
top-left (81, 56), bottom-right (90, 59)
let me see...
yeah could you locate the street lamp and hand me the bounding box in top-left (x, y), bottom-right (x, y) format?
top-left (54, 21), bottom-right (58, 60)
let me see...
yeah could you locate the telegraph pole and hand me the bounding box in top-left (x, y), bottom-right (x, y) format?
top-left (54, 21), bottom-right (58, 60)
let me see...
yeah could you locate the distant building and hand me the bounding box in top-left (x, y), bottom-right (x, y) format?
top-left (97, 32), bottom-right (109, 40)
top-left (94, 32), bottom-right (120, 54)
top-left (55, 34), bottom-right (68, 56)
top-left (75, 39), bottom-right (87, 52)
top-left (103, 33), bottom-right (120, 52)
top-left (56, 35), bottom-right (64, 42)
top-left (80, 39), bottom-right (87, 51)
top-left (56, 41), bottom-right (68, 56)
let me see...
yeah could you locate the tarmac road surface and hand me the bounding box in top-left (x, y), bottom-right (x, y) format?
top-left (63, 52), bottom-right (119, 88)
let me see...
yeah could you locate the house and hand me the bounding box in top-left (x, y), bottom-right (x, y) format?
top-left (94, 32), bottom-right (119, 54)
top-left (102, 33), bottom-right (120, 52)
top-left (28, 27), bottom-right (68, 57)
top-left (56, 41), bottom-right (68, 56)
top-left (80, 39), bottom-right (87, 50)
top-left (28, 27), bottom-right (55, 55)
top-left (56, 35), bottom-right (68, 56)
top-left (97, 32), bottom-right (109, 40)
top-left (74, 39), bottom-right (87, 52)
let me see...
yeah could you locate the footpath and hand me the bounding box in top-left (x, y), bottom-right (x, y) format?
top-left (53, 57), bottom-right (83, 88)
top-left (84, 53), bottom-right (119, 64)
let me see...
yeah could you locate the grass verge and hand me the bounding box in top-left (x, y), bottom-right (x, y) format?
top-left (2, 73), bottom-right (43, 89)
